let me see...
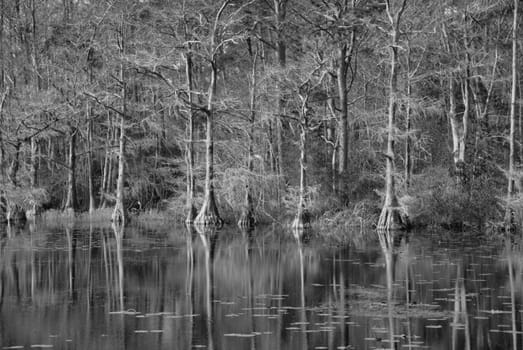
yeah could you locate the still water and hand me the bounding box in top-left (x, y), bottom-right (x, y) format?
top-left (0, 222), bottom-right (521, 349)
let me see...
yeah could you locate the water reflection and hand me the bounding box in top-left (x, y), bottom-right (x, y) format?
top-left (377, 229), bottom-right (401, 350)
top-left (1, 223), bottom-right (523, 348)
top-left (195, 225), bottom-right (217, 350)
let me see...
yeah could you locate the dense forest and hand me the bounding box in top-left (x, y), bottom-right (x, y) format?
top-left (0, 0), bottom-right (520, 231)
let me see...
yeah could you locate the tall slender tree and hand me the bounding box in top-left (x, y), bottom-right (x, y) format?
top-left (377, 0), bottom-right (409, 230)
top-left (506, 0), bottom-right (518, 226)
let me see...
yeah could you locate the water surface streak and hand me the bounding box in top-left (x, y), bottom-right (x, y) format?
top-left (0, 223), bottom-right (520, 349)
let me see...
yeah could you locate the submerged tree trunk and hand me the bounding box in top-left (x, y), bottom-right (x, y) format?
top-left (64, 127), bottom-right (77, 215)
top-left (377, 0), bottom-right (409, 231)
top-left (506, 0), bottom-right (518, 227)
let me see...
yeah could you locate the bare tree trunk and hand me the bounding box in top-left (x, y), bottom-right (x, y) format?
top-left (64, 127), bottom-right (77, 215)
top-left (238, 43), bottom-right (257, 229)
top-left (194, 60), bottom-right (222, 227)
top-left (30, 138), bottom-right (37, 191)
top-left (112, 115), bottom-right (126, 224)
top-left (185, 51), bottom-right (197, 224)
top-left (100, 112), bottom-right (113, 208)
top-left (7, 142), bottom-right (25, 225)
top-left (87, 63), bottom-right (95, 214)
top-left (100, 123), bottom-right (109, 207)
top-left (195, 1), bottom-right (231, 227)
top-left (404, 45), bottom-right (412, 190)
top-left (27, 137), bottom-right (38, 219)
top-left (292, 118), bottom-right (309, 231)
top-left (326, 83), bottom-right (338, 193)
top-left (377, 0), bottom-right (409, 230)
top-left (506, 0), bottom-right (518, 227)
top-left (87, 117), bottom-right (95, 214)
top-left (337, 44), bottom-right (348, 191)
top-left (292, 99), bottom-right (310, 233)
top-left (112, 16), bottom-right (127, 225)
top-left (442, 24), bottom-right (468, 185)
top-left (274, 0), bottom-right (287, 199)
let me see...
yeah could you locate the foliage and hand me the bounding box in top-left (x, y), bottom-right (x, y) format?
top-left (0, 0), bottom-right (519, 230)
top-left (406, 167), bottom-right (503, 229)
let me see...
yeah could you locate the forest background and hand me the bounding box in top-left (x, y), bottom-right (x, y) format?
top-left (0, 0), bottom-right (520, 232)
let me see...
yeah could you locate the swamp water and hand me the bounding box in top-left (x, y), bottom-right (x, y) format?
top-left (0, 222), bottom-right (521, 349)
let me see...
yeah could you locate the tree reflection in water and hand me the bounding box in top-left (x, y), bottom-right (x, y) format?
top-left (296, 238), bottom-right (308, 350)
top-left (377, 229), bottom-right (396, 350)
top-left (195, 225), bottom-right (217, 350)
top-left (503, 237), bottom-right (522, 350)
top-left (2, 224), bottom-right (523, 349)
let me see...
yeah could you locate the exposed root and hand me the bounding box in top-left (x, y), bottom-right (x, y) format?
top-left (185, 205), bottom-right (198, 226)
top-left (504, 208), bottom-right (516, 233)
top-left (377, 205), bottom-right (409, 231)
top-left (112, 202), bottom-right (127, 226)
top-left (195, 199), bottom-right (223, 228)
top-left (26, 205), bottom-right (41, 221)
top-left (292, 209), bottom-right (311, 241)
top-left (237, 208), bottom-right (255, 229)
top-left (6, 205), bottom-right (26, 225)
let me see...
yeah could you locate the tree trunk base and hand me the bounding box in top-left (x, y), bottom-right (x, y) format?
top-left (504, 208), bottom-right (516, 233)
top-left (112, 203), bottom-right (127, 226)
top-left (26, 205), bottom-right (41, 220)
top-left (377, 205), bottom-right (408, 231)
top-left (292, 210), bottom-right (311, 240)
top-left (195, 198), bottom-right (223, 228)
top-left (6, 205), bottom-right (26, 225)
top-left (185, 205), bottom-right (198, 226)
top-left (63, 207), bottom-right (75, 218)
top-left (454, 161), bottom-right (468, 186)
top-left (237, 208), bottom-right (255, 229)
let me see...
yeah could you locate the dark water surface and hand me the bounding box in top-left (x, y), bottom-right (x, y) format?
top-left (0, 222), bottom-right (521, 349)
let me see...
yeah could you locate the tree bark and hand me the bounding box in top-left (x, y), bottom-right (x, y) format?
top-left (195, 1), bottom-right (231, 227)
top-left (100, 112), bottom-right (112, 208)
top-left (184, 51), bottom-right (197, 224)
top-left (87, 117), bottom-right (95, 214)
top-left (194, 60), bottom-right (222, 227)
top-left (337, 44), bottom-right (348, 183)
top-left (27, 137), bottom-right (38, 219)
top-left (292, 100), bottom-right (310, 233)
top-left (443, 23), bottom-right (468, 185)
top-left (112, 16), bottom-right (127, 225)
top-left (113, 115), bottom-right (127, 224)
top-left (377, 0), bottom-right (409, 230)
top-left (292, 118), bottom-right (309, 231)
top-left (30, 137), bottom-right (37, 189)
top-left (404, 44), bottom-right (412, 190)
top-left (238, 44), bottom-right (257, 229)
top-left (274, 0), bottom-right (287, 195)
top-left (64, 127), bottom-right (77, 215)
top-left (506, 0), bottom-right (518, 227)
